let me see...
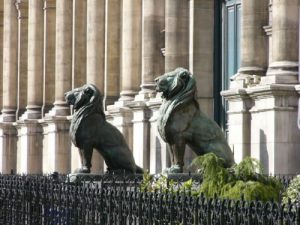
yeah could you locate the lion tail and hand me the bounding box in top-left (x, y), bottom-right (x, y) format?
top-left (135, 165), bottom-right (144, 174)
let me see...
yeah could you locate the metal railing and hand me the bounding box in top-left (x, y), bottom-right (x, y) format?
top-left (0, 174), bottom-right (298, 225)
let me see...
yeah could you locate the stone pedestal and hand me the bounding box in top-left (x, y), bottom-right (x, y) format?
top-left (247, 84), bottom-right (300, 174)
top-left (128, 101), bottom-right (151, 170)
top-left (107, 104), bottom-right (134, 150)
top-left (0, 123), bottom-right (17, 174)
top-left (147, 96), bottom-right (169, 174)
top-left (15, 120), bottom-right (43, 174)
top-left (221, 88), bottom-right (252, 163)
top-left (40, 116), bottom-right (71, 173)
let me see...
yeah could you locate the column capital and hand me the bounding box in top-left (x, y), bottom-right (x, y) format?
top-left (15, 0), bottom-right (28, 19)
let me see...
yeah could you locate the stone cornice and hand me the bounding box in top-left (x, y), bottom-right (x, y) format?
top-left (246, 84), bottom-right (298, 99)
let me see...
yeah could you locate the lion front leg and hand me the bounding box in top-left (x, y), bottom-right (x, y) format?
top-left (75, 145), bottom-right (93, 173)
top-left (165, 137), bottom-right (186, 173)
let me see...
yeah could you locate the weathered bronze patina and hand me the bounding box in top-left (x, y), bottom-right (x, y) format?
top-left (65, 84), bottom-right (143, 174)
top-left (155, 68), bottom-right (235, 173)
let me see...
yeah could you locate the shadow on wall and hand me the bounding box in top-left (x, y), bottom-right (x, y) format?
top-left (260, 129), bottom-right (269, 174)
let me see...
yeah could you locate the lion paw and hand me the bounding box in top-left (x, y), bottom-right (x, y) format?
top-left (74, 166), bottom-right (90, 174)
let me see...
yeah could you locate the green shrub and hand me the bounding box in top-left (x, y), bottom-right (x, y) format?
top-left (141, 153), bottom-right (283, 202)
top-left (192, 153), bottom-right (283, 201)
top-left (282, 175), bottom-right (300, 205)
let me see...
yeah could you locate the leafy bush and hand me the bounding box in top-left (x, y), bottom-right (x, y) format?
top-left (282, 175), bottom-right (300, 205)
top-left (141, 153), bottom-right (283, 202)
top-left (192, 153), bottom-right (283, 201)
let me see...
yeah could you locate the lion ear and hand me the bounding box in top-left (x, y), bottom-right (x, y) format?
top-left (179, 71), bottom-right (189, 81)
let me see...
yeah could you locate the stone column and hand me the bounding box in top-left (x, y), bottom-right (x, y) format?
top-left (15, 0), bottom-right (44, 174)
top-left (42, 0), bottom-right (56, 115)
top-left (0, 0), bottom-right (19, 173)
top-left (42, 0), bottom-right (72, 174)
top-left (263, 0), bottom-right (299, 84)
top-left (72, 0), bottom-right (86, 88)
top-left (22, 0), bottom-right (44, 119)
top-left (15, 0), bottom-right (28, 119)
top-left (104, 0), bottom-right (120, 106)
top-left (86, 0), bottom-right (105, 91)
top-left (165, 0), bottom-right (189, 72)
top-left (139, 0), bottom-right (164, 98)
top-left (236, 0), bottom-right (269, 79)
top-left (48, 0), bottom-right (72, 116)
top-left (0, 2), bottom-right (3, 111)
top-left (119, 0), bottom-right (142, 101)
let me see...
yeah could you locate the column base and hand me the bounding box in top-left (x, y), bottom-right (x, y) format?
top-left (263, 61), bottom-right (298, 84)
top-left (40, 116), bottom-right (71, 173)
top-left (20, 105), bottom-right (42, 120)
top-left (14, 119), bottom-right (43, 174)
top-left (46, 100), bottom-right (70, 117)
top-left (0, 123), bottom-right (17, 174)
top-left (0, 109), bottom-right (17, 122)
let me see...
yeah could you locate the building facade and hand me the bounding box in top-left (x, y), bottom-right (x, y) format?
top-left (0, 0), bottom-right (299, 175)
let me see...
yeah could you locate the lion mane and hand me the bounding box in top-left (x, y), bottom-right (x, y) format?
top-left (157, 68), bottom-right (198, 142)
top-left (155, 68), bottom-right (234, 173)
top-left (69, 84), bottom-right (105, 147)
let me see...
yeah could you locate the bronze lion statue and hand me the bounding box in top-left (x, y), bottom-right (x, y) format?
top-left (65, 84), bottom-right (143, 174)
top-left (155, 68), bottom-right (235, 173)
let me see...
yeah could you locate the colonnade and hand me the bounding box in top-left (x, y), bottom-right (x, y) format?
top-left (222, 0), bottom-right (300, 174)
top-left (0, 0), bottom-right (216, 174)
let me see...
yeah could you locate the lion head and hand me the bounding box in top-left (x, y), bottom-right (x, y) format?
top-left (65, 84), bottom-right (105, 146)
top-left (155, 68), bottom-right (199, 141)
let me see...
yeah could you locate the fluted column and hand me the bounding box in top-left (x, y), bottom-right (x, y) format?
top-left (238, 0), bottom-right (268, 77)
top-left (86, 0), bottom-right (105, 91)
top-left (3, 0), bottom-right (20, 115)
top-left (104, 0), bottom-right (120, 106)
top-left (42, 0), bottom-right (55, 115)
top-left (49, 0), bottom-right (72, 116)
top-left (15, 0), bottom-right (44, 174)
top-left (264, 0), bottom-right (299, 84)
top-left (140, 0), bottom-right (164, 96)
top-left (42, 0), bottom-right (72, 174)
top-left (22, 0), bottom-right (44, 119)
top-left (119, 0), bottom-right (142, 101)
top-left (72, 0), bottom-right (86, 88)
top-left (0, 0), bottom-right (19, 173)
top-left (0, 3), bottom-right (3, 111)
top-left (165, 0), bottom-right (189, 72)
top-left (16, 0), bottom-right (28, 119)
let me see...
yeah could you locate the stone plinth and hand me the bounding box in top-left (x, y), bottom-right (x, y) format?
top-left (107, 103), bottom-right (134, 150)
top-left (128, 101), bottom-right (151, 170)
top-left (247, 84), bottom-right (300, 174)
top-left (40, 116), bottom-right (71, 174)
top-left (221, 88), bottom-right (252, 163)
top-left (0, 123), bottom-right (17, 174)
top-left (147, 95), bottom-right (169, 174)
top-left (15, 120), bottom-right (43, 174)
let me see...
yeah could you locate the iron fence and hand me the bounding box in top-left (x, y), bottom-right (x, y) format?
top-left (0, 174), bottom-right (299, 225)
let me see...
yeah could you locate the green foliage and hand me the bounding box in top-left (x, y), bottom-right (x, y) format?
top-left (192, 153), bottom-right (283, 201)
top-left (141, 153), bottom-right (283, 202)
top-left (282, 175), bottom-right (300, 205)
